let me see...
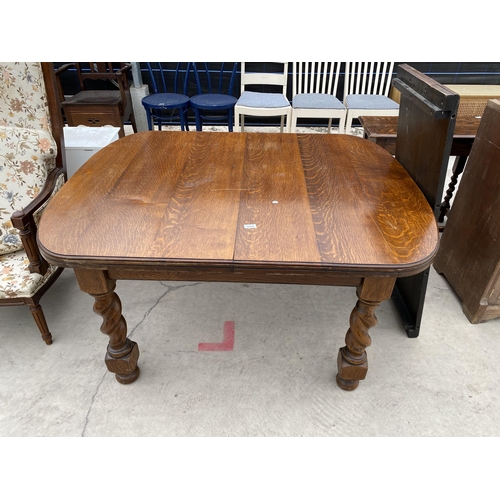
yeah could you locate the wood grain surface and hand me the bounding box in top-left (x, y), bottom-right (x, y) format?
top-left (434, 99), bottom-right (500, 323)
top-left (38, 131), bottom-right (438, 276)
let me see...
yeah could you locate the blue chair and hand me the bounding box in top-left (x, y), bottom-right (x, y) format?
top-left (142, 62), bottom-right (191, 131)
top-left (189, 63), bottom-right (238, 132)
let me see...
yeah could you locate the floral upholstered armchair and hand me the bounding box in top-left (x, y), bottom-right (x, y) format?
top-left (0, 62), bottom-right (66, 344)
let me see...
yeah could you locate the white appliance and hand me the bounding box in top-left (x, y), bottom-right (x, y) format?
top-left (63, 126), bottom-right (120, 178)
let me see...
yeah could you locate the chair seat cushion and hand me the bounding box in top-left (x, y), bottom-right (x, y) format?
top-left (0, 126), bottom-right (56, 255)
top-left (190, 94), bottom-right (237, 110)
top-left (293, 93), bottom-right (345, 109)
top-left (237, 91), bottom-right (290, 109)
top-left (0, 249), bottom-right (57, 299)
top-left (142, 93), bottom-right (190, 109)
top-left (346, 94), bottom-right (399, 110)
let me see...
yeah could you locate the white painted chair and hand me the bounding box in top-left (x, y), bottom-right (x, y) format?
top-left (291, 62), bottom-right (346, 133)
top-left (234, 62), bottom-right (291, 133)
top-left (344, 62), bottom-right (399, 134)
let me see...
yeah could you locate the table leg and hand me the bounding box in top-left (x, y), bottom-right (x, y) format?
top-left (74, 269), bottom-right (140, 384)
top-left (336, 277), bottom-right (396, 391)
top-left (438, 155), bottom-right (468, 223)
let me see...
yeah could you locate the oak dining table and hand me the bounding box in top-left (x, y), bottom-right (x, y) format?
top-left (38, 131), bottom-right (439, 391)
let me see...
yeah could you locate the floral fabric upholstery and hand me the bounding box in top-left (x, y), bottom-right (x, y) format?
top-left (0, 62), bottom-right (58, 257)
top-left (0, 62), bottom-right (52, 131)
top-left (0, 126), bottom-right (56, 254)
top-left (0, 62), bottom-right (62, 300)
top-left (0, 249), bottom-right (57, 299)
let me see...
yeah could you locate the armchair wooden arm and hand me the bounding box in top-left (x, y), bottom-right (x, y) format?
top-left (11, 168), bottom-right (65, 275)
top-left (10, 62), bottom-right (66, 276)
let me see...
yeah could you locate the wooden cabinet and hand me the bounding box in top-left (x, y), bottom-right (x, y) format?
top-left (434, 99), bottom-right (500, 323)
top-left (62, 91), bottom-right (126, 137)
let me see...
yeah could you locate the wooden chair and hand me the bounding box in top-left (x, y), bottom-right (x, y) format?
top-left (57, 62), bottom-right (137, 138)
top-left (0, 62), bottom-right (67, 344)
top-left (390, 63), bottom-right (459, 337)
top-left (234, 62), bottom-right (291, 133)
top-left (344, 62), bottom-right (399, 134)
top-left (290, 62), bottom-right (346, 133)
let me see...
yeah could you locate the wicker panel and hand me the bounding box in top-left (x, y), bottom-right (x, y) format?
top-left (457, 100), bottom-right (488, 118)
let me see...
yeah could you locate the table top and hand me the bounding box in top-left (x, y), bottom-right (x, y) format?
top-left (38, 131), bottom-right (438, 277)
top-left (360, 115), bottom-right (482, 140)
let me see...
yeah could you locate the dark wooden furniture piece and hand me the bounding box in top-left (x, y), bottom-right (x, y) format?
top-left (359, 114), bottom-right (481, 224)
top-left (0, 62), bottom-right (66, 344)
top-left (38, 131), bottom-right (438, 391)
top-left (57, 62), bottom-right (137, 138)
top-left (388, 64), bottom-right (459, 338)
top-left (434, 99), bottom-right (500, 323)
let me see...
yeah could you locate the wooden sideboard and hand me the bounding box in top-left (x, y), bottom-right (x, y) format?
top-left (434, 99), bottom-right (500, 323)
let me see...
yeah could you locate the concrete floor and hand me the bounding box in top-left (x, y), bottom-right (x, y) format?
top-left (1, 125), bottom-right (499, 438)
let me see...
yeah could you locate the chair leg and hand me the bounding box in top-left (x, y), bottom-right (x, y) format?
top-left (290, 113), bottom-right (297, 133)
top-left (194, 109), bottom-right (202, 131)
top-left (129, 110), bottom-right (138, 133)
top-left (233, 110), bottom-right (239, 132)
top-left (29, 303), bottom-right (53, 345)
top-left (228, 109), bottom-right (234, 132)
top-left (280, 115), bottom-right (285, 133)
top-left (345, 112), bottom-right (353, 135)
top-left (183, 107), bottom-right (190, 132)
top-left (327, 118), bottom-right (333, 134)
top-left (145, 109), bottom-right (153, 131)
top-left (179, 107), bottom-right (186, 131)
top-left (338, 115), bottom-right (346, 134)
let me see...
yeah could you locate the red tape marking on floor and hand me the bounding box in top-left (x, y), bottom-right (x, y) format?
top-left (198, 321), bottom-right (235, 351)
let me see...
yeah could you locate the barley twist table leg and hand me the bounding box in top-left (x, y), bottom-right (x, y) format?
top-left (438, 155), bottom-right (467, 223)
top-left (74, 269), bottom-right (140, 384)
top-left (336, 277), bottom-right (396, 391)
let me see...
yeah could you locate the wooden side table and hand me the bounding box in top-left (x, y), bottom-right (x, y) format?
top-left (62, 90), bottom-right (126, 138)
